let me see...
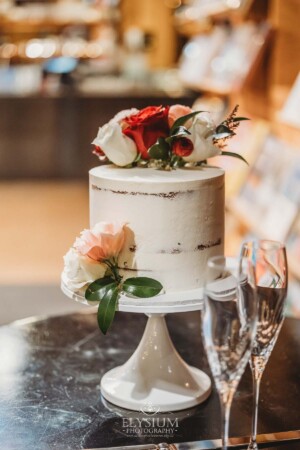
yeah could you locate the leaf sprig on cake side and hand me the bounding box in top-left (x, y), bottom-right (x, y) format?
top-left (62, 222), bottom-right (163, 334)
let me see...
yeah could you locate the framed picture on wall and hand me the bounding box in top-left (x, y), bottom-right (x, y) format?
top-left (179, 22), bottom-right (271, 95)
top-left (231, 133), bottom-right (300, 241)
top-left (175, 0), bottom-right (254, 21)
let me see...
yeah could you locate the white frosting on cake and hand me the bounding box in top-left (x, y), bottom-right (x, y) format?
top-left (90, 165), bottom-right (224, 292)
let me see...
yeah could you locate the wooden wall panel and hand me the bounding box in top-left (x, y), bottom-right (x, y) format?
top-left (269, 0), bottom-right (300, 86)
top-left (120, 0), bottom-right (177, 68)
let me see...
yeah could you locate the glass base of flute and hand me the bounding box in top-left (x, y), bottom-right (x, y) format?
top-left (241, 241), bottom-right (288, 450)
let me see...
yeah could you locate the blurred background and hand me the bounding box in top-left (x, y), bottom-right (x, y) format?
top-left (1, 0), bottom-right (300, 323)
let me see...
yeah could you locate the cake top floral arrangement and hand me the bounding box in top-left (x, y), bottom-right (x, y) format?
top-left (92, 104), bottom-right (248, 169)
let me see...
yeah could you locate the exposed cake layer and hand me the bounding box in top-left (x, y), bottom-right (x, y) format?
top-left (90, 165), bottom-right (225, 292)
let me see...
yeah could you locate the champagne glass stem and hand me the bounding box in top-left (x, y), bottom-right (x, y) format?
top-left (220, 388), bottom-right (234, 450)
top-left (249, 373), bottom-right (263, 450)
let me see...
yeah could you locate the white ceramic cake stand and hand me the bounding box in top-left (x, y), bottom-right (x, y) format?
top-left (61, 277), bottom-right (211, 412)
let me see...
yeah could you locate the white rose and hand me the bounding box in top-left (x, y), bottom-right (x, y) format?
top-left (109, 108), bottom-right (139, 124)
top-left (92, 122), bottom-right (137, 167)
top-left (192, 112), bottom-right (215, 135)
top-left (183, 113), bottom-right (221, 162)
top-left (63, 248), bottom-right (106, 292)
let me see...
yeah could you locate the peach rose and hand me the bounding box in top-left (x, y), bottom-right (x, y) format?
top-left (168, 104), bottom-right (193, 128)
top-left (75, 222), bottom-right (125, 262)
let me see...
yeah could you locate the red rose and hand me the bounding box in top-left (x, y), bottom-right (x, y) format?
top-left (123, 106), bottom-right (170, 159)
top-left (172, 138), bottom-right (194, 157)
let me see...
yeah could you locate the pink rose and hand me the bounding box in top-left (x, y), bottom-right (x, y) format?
top-left (75, 222), bottom-right (125, 262)
top-left (168, 104), bottom-right (193, 128)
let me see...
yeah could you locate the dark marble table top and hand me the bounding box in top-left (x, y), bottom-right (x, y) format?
top-left (0, 310), bottom-right (300, 450)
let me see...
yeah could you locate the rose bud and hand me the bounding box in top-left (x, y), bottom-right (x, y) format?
top-left (93, 145), bottom-right (105, 157)
top-left (172, 137), bottom-right (194, 157)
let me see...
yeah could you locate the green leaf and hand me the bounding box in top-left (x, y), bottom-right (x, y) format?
top-left (170, 154), bottom-right (185, 168)
top-left (123, 277), bottom-right (163, 298)
top-left (85, 276), bottom-right (115, 302)
top-left (134, 152), bottom-right (142, 162)
top-left (213, 124), bottom-right (235, 140)
top-left (148, 137), bottom-right (170, 160)
top-left (196, 159), bottom-right (207, 165)
top-left (170, 110), bottom-right (204, 134)
top-left (97, 284), bottom-right (119, 334)
top-left (232, 117), bottom-right (250, 122)
top-left (213, 131), bottom-right (234, 140)
top-left (165, 126), bottom-right (191, 145)
top-left (221, 151), bottom-right (249, 165)
top-left (215, 124), bottom-right (234, 134)
top-left (171, 126), bottom-right (191, 136)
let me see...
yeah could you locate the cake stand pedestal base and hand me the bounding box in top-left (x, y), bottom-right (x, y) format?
top-left (61, 279), bottom-right (210, 412)
top-left (101, 314), bottom-right (211, 412)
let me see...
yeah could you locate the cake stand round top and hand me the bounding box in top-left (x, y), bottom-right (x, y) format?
top-left (61, 275), bottom-right (203, 314)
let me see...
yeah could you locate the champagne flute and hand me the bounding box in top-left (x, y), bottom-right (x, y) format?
top-left (242, 240), bottom-right (288, 450)
top-left (202, 256), bottom-right (257, 450)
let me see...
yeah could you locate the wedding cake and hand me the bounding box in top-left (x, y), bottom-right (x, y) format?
top-left (90, 165), bottom-right (224, 292)
top-left (62, 104), bottom-right (246, 333)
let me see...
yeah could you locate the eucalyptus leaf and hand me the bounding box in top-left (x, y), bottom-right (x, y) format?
top-left (123, 277), bottom-right (163, 298)
top-left (97, 284), bottom-right (119, 335)
top-left (221, 151), bottom-right (249, 165)
top-left (85, 276), bottom-right (115, 302)
top-left (148, 137), bottom-right (170, 160)
top-left (170, 110), bottom-right (204, 134)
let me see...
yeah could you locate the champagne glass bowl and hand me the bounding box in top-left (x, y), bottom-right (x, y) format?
top-left (241, 240), bottom-right (288, 450)
top-left (202, 255), bottom-right (258, 450)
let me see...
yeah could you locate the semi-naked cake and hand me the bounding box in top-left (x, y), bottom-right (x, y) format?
top-left (90, 164), bottom-right (224, 292)
top-left (63, 104), bottom-right (247, 333)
